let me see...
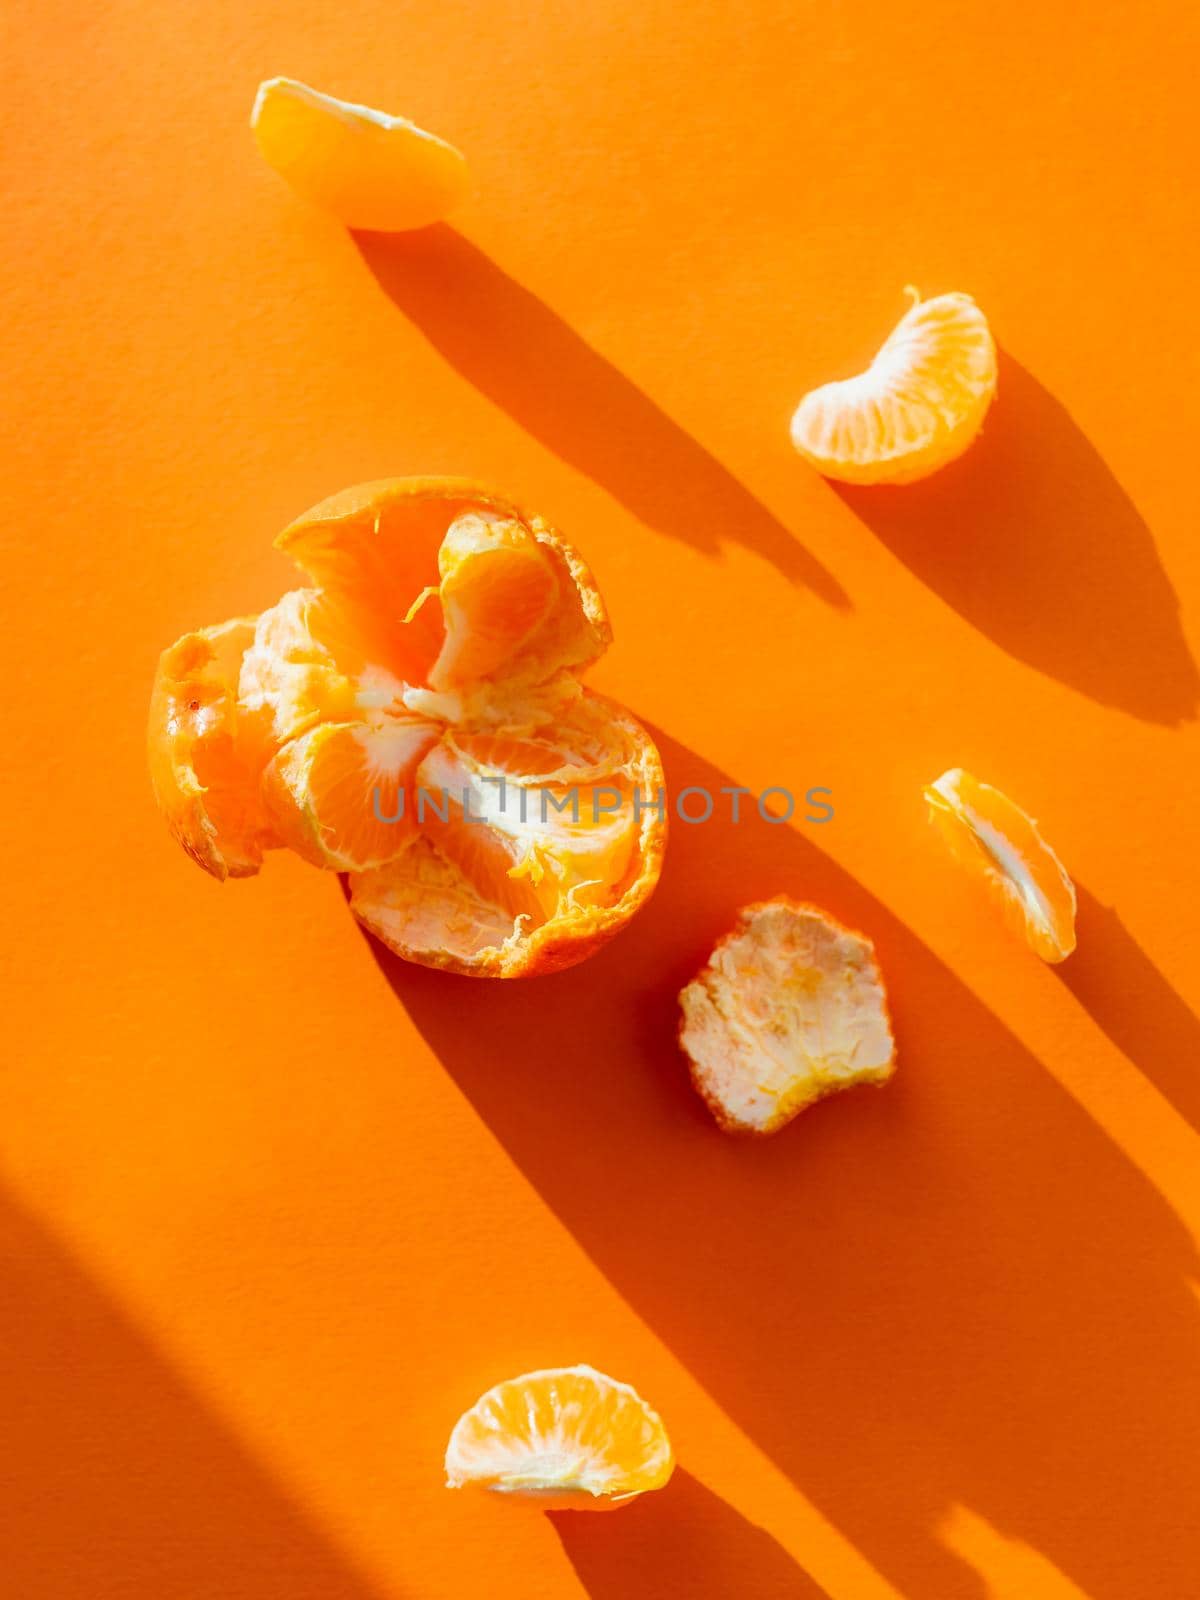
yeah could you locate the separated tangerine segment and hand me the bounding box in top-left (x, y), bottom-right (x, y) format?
top-left (791, 290), bottom-right (997, 484)
top-left (251, 77), bottom-right (470, 232)
top-left (445, 1365), bottom-right (674, 1511)
top-left (925, 768), bottom-right (1077, 963)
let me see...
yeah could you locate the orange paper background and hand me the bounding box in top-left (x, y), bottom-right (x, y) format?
top-left (3, 2), bottom-right (1199, 1596)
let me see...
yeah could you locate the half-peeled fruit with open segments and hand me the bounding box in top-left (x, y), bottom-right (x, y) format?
top-left (147, 479), bottom-right (666, 977)
top-left (925, 768), bottom-right (1076, 963)
top-left (679, 898), bottom-right (896, 1134)
top-left (790, 290), bottom-right (997, 484)
top-left (445, 1365), bottom-right (674, 1511)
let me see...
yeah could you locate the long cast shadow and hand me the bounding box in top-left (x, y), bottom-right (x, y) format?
top-left (1060, 884), bottom-right (1200, 1135)
top-left (0, 1185), bottom-right (390, 1600)
top-left (834, 354), bottom-right (1198, 725)
top-left (552, 1468), bottom-right (831, 1599)
top-left (360, 732), bottom-right (1200, 1600)
top-left (354, 226), bottom-right (848, 605)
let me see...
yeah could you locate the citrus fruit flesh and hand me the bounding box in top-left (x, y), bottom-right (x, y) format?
top-left (679, 898), bottom-right (896, 1134)
top-left (444, 1365), bottom-right (674, 1511)
top-left (926, 768), bottom-right (1076, 963)
top-left (261, 717), bottom-right (440, 872)
top-left (148, 479), bottom-right (665, 978)
top-left (251, 77), bottom-right (469, 231)
top-left (146, 618), bottom-right (279, 880)
top-left (790, 290), bottom-right (997, 484)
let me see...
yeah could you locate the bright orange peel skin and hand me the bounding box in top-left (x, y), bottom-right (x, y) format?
top-left (926, 768), bottom-right (1077, 963)
top-left (679, 898), bottom-right (896, 1135)
top-left (791, 290), bottom-right (997, 485)
top-left (148, 479), bottom-right (665, 979)
top-left (251, 77), bottom-right (469, 231)
top-left (444, 1365), bottom-right (674, 1512)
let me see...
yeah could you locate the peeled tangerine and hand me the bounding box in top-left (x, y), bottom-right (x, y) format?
top-left (445, 1366), bottom-right (673, 1511)
top-left (251, 77), bottom-right (469, 231)
top-left (147, 479), bottom-right (666, 977)
top-left (679, 898), bottom-right (896, 1135)
top-left (926, 769), bottom-right (1076, 963)
top-left (791, 290), bottom-right (997, 484)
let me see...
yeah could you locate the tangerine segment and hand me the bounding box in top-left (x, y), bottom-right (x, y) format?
top-left (791, 291), bottom-right (997, 485)
top-left (926, 769), bottom-right (1076, 963)
top-left (450, 713), bottom-right (643, 783)
top-left (349, 693), bottom-right (664, 977)
top-left (445, 1365), bottom-right (674, 1511)
top-left (427, 511), bottom-right (559, 692)
top-left (262, 718), bottom-right (441, 872)
top-left (239, 589), bottom-right (376, 746)
top-left (238, 584), bottom-right (440, 750)
top-left (147, 618), bottom-right (279, 880)
top-left (251, 77), bottom-right (469, 232)
top-left (679, 898), bottom-right (896, 1135)
top-left (418, 733), bottom-right (637, 916)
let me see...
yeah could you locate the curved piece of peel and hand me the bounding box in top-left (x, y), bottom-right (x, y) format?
top-left (926, 768), bottom-right (1076, 962)
top-left (251, 77), bottom-right (469, 231)
top-left (445, 1365), bottom-right (673, 1511)
top-left (679, 898), bottom-right (896, 1134)
top-left (791, 290), bottom-right (997, 485)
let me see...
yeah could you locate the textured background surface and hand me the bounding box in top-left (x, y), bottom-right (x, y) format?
top-left (3, 1), bottom-right (1199, 1595)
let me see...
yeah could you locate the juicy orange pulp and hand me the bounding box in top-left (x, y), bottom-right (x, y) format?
top-left (148, 480), bottom-right (665, 978)
top-left (444, 1365), bottom-right (674, 1511)
top-left (679, 898), bottom-right (896, 1134)
top-left (926, 768), bottom-right (1077, 963)
top-left (790, 290), bottom-right (997, 484)
top-left (251, 77), bottom-right (470, 232)
top-left (262, 718), bottom-right (440, 872)
top-left (147, 618), bottom-right (278, 880)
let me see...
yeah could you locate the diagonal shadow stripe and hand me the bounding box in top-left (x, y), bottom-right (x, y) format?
top-left (354, 225), bottom-right (849, 606)
top-left (0, 1186), bottom-right (393, 1600)
top-left (360, 730), bottom-right (1200, 1600)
